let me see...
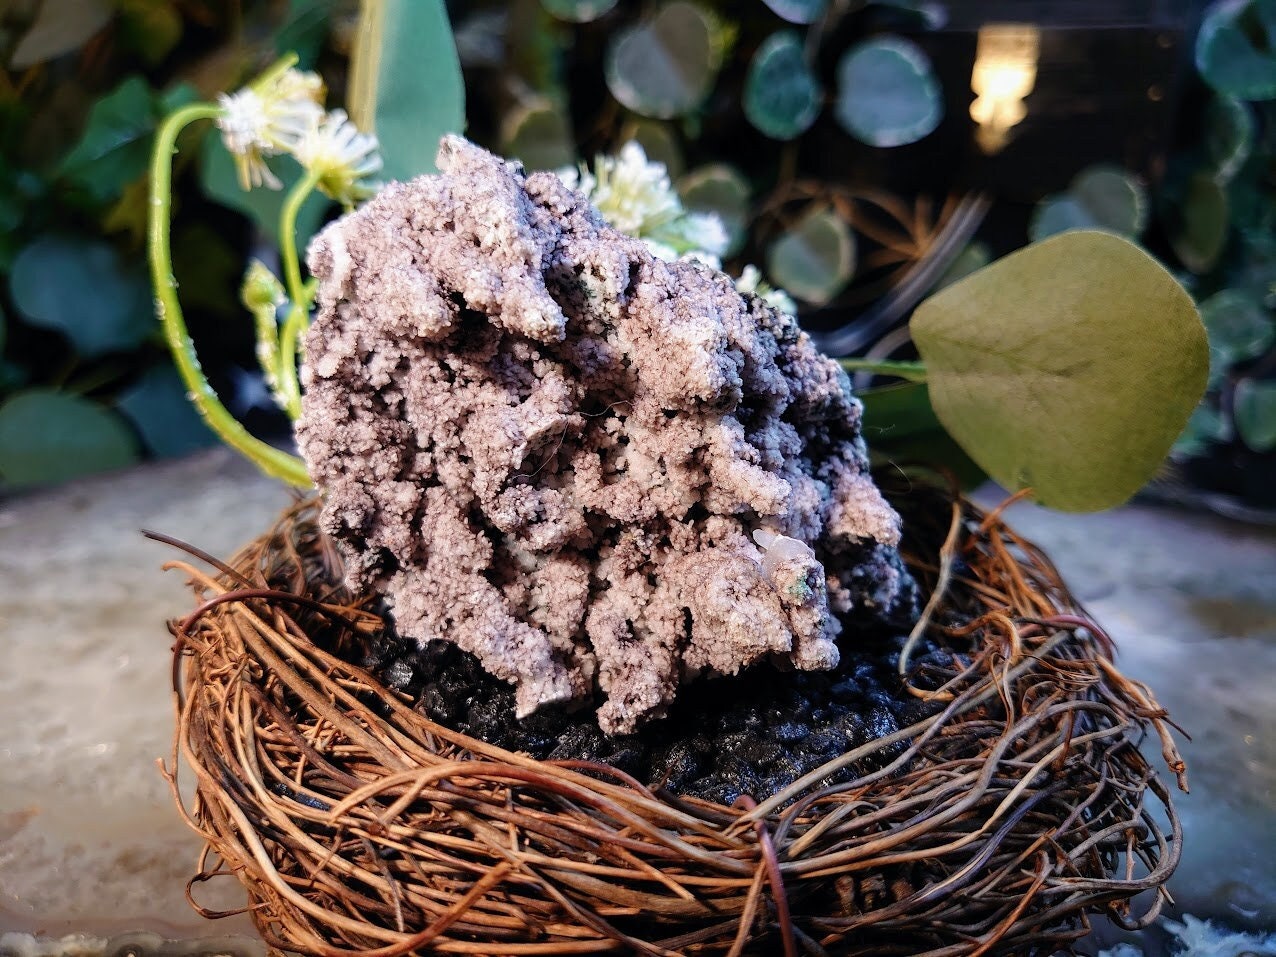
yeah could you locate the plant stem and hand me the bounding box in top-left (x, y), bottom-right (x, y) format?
top-left (837, 358), bottom-right (929, 383)
top-left (276, 169), bottom-right (322, 419)
top-left (148, 102), bottom-right (312, 488)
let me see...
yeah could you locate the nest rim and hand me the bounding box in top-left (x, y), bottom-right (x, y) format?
top-left (161, 479), bottom-right (1185, 957)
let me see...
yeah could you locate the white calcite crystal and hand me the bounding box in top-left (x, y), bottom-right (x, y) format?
top-left (297, 137), bottom-right (913, 734)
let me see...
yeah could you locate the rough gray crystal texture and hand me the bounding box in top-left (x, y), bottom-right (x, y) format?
top-left (297, 137), bottom-right (912, 734)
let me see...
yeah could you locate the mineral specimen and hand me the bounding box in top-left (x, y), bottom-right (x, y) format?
top-left (297, 136), bottom-right (913, 734)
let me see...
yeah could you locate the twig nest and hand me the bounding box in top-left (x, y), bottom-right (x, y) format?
top-left (297, 137), bottom-right (912, 733)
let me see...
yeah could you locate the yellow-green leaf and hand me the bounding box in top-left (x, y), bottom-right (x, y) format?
top-left (912, 230), bottom-right (1208, 512)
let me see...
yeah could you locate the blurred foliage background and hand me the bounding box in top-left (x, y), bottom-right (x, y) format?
top-left (0, 0), bottom-right (1271, 518)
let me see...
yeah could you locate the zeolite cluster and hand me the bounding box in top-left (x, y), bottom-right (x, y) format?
top-left (297, 137), bottom-right (913, 735)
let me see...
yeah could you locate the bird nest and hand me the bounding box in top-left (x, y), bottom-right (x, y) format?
top-left (158, 478), bottom-right (1185, 956)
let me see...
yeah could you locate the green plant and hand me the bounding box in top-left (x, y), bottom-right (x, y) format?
top-left (148, 35), bottom-right (1207, 518)
top-left (148, 1), bottom-right (465, 487)
top-left (1019, 0), bottom-right (1276, 507)
top-left (0, 0), bottom-right (357, 488)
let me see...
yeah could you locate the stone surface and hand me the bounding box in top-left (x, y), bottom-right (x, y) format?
top-left (980, 492), bottom-right (1276, 955)
top-left (0, 449), bottom-right (287, 941)
top-left (0, 453), bottom-right (1272, 953)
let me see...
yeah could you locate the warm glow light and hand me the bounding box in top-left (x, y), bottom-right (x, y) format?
top-left (970, 23), bottom-right (1040, 154)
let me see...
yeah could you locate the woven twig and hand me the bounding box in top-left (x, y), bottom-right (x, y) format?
top-left (160, 483), bottom-right (1184, 956)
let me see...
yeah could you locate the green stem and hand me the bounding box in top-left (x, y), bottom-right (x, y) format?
top-left (248, 52), bottom-right (299, 95)
top-left (277, 169), bottom-right (322, 419)
top-left (837, 358), bottom-right (929, 383)
top-left (148, 102), bottom-right (312, 488)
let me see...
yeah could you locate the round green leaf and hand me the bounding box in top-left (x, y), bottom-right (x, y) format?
top-left (912, 230), bottom-right (1209, 512)
top-left (1170, 171), bottom-right (1230, 274)
top-left (57, 75), bottom-right (159, 204)
top-left (9, 236), bottom-right (152, 357)
top-left (116, 364), bottom-right (218, 459)
top-left (0, 389), bottom-right (138, 486)
top-left (502, 102), bottom-right (575, 171)
top-left (1031, 166), bottom-right (1147, 242)
top-left (541, 0), bottom-right (618, 22)
top-left (1206, 95), bottom-right (1254, 182)
top-left (1173, 402), bottom-right (1232, 458)
top-left (620, 118), bottom-right (685, 178)
top-left (744, 31), bottom-right (823, 140)
top-left (1195, 0), bottom-right (1276, 101)
top-left (1071, 165), bottom-right (1147, 236)
top-left (1029, 196), bottom-right (1092, 242)
top-left (605, 2), bottom-right (716, 119)
top-left (835, 36), bottom-right (942, 148)
top-left (1234, 378), bottom-right (1276, 451)
top-left (766, 206), bottom-right (856, 306)
top-left (1199, 289), bottom-right (1274, 364)
top-left (761, 0), bottom-right (828, 25)
top-left (678, 163), bottom-right (751, 256)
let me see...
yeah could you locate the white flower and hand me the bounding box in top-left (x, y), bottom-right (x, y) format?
top-left (567, 141), bottom-right (681, 235)
top-left (735, 265), bottom-right (797, 315)
top-left (649, 211), bottom-right (729, 265)
top-left (292, 109), bottom-right (383, 205)
top-left (216, 68), bottom-right (324, 190)
top-left (559, 141), bottom-right (730, 266)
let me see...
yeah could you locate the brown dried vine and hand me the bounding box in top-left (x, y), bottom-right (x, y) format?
top-left (160, 480), bottom-right (1184, 956)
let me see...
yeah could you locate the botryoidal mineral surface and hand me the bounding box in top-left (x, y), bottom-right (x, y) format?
top-left (298, 137), bottom-right (914, 735)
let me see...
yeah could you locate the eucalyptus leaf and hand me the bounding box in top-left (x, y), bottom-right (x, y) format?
top-left (766, 206), bottom-right (856, 306)
top-left (1234, 378), bottom-right (1276, 451)
top-left (1199, 289), bottom-right (1274, 384)
top-left (275, 0), bottom-right (335, 67)
top-left (1195, 0), bottom-right (1276, 101)
top-left (1071, 166), bottom-right (1147, 236)
top-left (200, 134), bottom-right (329, 247)
top-left (744, 31), bottom-right (822, 141)
top-left (541, 0), bottom-right (618, 22)
top-left (9, 0), bottom-right (112, 68)
top-left (9, 236), bottom-right (152, 357)
top-left (0, 390), bottom-right (138, 486)
top-left (912, 230), bottom-right (1208, 512)
top-left (1174, 402), bottom-right (1232, 458)
top-left (58, 76), bottom-right (158, 203)
top-left (349, 0), bottom-right (466, 182)
top-left (1031, 166), bottom-right (1146, 242)
top-left (678, 164), bottom-right (750, 256)
top-left (835, 36), bottom-right (942, 148)
top-left (871, 0), bottom-right (948, 29)
top-left (116, 365), bottom-right (217, 458)
top-left (604, 2), bottom-right (716, 119)
top-left (1170, 171), bottom-right (1230, 274)
top-left (1206, 96), bottom-right (1254, 182)
top-left (760, 0), bottom-right (828, 25)
top-left (1029, 196), bottom-right (1091, 242)
top-left (502, 102), bottom-right (575, 171)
